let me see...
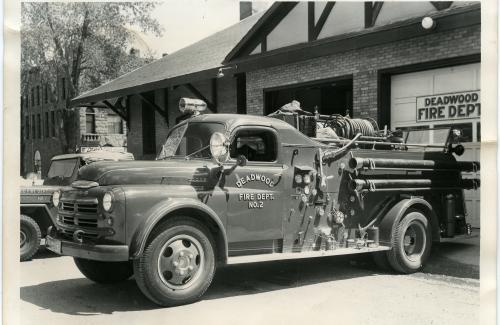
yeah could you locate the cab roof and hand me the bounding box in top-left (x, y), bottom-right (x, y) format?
top-left (181, 113), bottom-right (319, 146)
top-left (185, 113), bottom-right (293, 130)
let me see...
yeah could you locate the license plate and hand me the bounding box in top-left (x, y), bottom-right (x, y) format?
top-left (46, 237), bottom-right (62, 254)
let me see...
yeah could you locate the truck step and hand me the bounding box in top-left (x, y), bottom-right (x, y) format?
top-left (227, 245), bottom-right (391, 265)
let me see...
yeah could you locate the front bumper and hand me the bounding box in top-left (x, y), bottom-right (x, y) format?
top-left (46, 228), bottom-right (129, 262)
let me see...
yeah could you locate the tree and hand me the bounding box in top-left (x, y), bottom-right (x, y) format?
top-left (21, 2), bottom-right (162, 151)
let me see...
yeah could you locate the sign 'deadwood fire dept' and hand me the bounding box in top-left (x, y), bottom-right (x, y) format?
top-left (416, 90), bottom-right (480, 122)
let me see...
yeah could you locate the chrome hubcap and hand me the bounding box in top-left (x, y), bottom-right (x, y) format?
top-left (20, 230), bottom-right (27, 247)
top-left (402, 221), bottom-right (426, 262)
top-left (157, 235), bottom-right (204, 290)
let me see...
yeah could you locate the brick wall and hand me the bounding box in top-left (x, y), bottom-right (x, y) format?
top-left (246, 25), bottom-right (481, 119)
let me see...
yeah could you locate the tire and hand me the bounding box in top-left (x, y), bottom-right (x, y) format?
top-left (134, 216), bottom-right (216, 307)
top-left (74, 258), bottom-right (133, 283)
top-left (387, 210), bottom-right (432, 274)
top-left (20, 214), bottom-right (41, 261)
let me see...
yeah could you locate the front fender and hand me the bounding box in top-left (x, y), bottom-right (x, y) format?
top-left (378, 197), bottom-right (440, 246)
top-left (129, 198), bottom-right (227, 259)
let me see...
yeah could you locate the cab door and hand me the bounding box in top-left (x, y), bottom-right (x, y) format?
top-left (222, 126), bottom-right (285, 255)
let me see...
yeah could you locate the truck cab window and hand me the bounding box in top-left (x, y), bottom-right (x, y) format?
top-left (230, 129), bottom-right (276, 162)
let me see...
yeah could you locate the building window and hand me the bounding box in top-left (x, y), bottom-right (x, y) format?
top-left (25, 115), bottom-right (30, 139)
top-left (31, 115), bottom-right (36, 139)
top-left (107, 113), bottom-right (123, 134)
top-left (44, 85), bottom-right (48, 104)
top-left (86, 108), bottom-right (96, 133)
top-left (31, 88), bottom-right (35, 107)
top-left (37, 114), bottom-right (41, 138)
top-left (61, 77), bottom-right (66, 99)
top-left (51, 111), bottom-right (56, 137)
top-left (36, 86), bottom-right (40, 106)
top-left (44, 112), bottom-right (49, 138)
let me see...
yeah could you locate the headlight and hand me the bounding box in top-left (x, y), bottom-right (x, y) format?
top-left (294, 174), bottom-right (303, 184)
top-left (303, 174), bottom-right (311, 184)
top-left (102, 192), bottom-right (114, 212)
top-left (52, 190), bottom-right (60, 207)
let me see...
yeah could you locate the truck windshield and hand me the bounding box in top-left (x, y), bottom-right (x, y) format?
top-left (157, 122), bottom-right (225, 159)
top-left (44, 158), bottom-right (78, 185)
top-left (404, 128), bottom-right (451, 146)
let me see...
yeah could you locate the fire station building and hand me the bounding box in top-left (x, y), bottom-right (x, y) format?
top-left (72, 1), bottom-right (480, 226)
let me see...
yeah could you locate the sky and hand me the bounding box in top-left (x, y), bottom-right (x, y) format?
top-left (130, 0), bottom-right (272, 58)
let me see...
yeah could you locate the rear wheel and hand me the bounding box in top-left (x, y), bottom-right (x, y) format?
top-left (74, 258), bottom-right (133, 283)
top-left (387, 210), bottom-right (431, 273)
top-left (134, 216), bottom-right (216, 307)
top-left (20, 215), bottom-right (41, 261)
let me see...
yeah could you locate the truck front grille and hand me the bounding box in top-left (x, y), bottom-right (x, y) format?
top-left (59, 199), bottom-right (99, 228)
top-left (61, 202), bottom-right (98, 214)
top-left (61, 215), bottom-right (98, 228)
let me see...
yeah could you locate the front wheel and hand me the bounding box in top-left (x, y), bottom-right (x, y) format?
top-left (134, 216), bottom-right (216, 307)
top-left (386, 210), bottom-right (432, 273)
top-left (74, 258), bottom-right (133, 283)
top-left (20, 214), bottom-right (41, 261)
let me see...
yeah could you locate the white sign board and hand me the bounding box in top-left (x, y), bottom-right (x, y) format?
top-left (416, 90), bottom-right (480, 122)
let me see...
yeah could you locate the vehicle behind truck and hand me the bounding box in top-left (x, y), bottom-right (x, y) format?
top-left (20, 149), bottom-right (134, 261)
top-left (46, 99), bottom-right (479, 306)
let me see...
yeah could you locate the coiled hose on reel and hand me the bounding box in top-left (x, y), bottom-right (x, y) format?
top-left (325, 115), bottom-right (379, 139)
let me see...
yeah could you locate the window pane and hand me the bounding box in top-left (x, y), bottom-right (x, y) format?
top-left (230, 130), bottom-right (277, 162)
top-left (44, 112), bottom-right (49, 137)
top-left (107, 113), bottom-right (123, 134)
top-left (86, 108), bottom-right (95, 133)
top-left (51, 111), bottom-right (56, 137)
top-left (25, 116), bottom-right (29, 139)
top-left (437, 123), bottom-right (473, 143)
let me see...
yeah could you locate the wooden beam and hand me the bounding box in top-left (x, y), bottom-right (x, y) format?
top-left (261, 36), bottom-right (267, 52)
top-left (211, 78), bottom-right (218, 110)
top-left (431, 1), bottom-right (453, 11)
top-left (183, 83), bottom-right (217, 113)
top-left (229, 2), bottom-right (298, 58)
top-left (102, 100), bottom-right (128, 121)
top-left (311, 2), bottom-right (335, 41)
top-left (163, 88), bottom-right (170, 127)
top-left (308, 2), bottom-right (315, 42)
top-left (137, 93), bottom-right (168, 120)
top-left (365, 2), bottom-right (384, 28)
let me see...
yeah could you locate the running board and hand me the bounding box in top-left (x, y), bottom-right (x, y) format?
top-left (227, 245), bottom-right (391, 265)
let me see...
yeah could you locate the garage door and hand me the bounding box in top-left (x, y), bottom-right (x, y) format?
top-left (390, 63), bottom-right (481, 228)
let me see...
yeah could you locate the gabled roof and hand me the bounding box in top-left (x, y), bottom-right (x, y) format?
top-left (72, 10), bottom-right (266, 106)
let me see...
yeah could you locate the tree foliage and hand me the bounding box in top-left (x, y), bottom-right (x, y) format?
top-left (22, 2), bottom-right (162, 100)
top-left (21, 2), bottom-right (162, 152)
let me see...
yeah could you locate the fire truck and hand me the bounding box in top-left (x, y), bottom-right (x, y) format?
top-left (46, 98), bottom-right (479, 306)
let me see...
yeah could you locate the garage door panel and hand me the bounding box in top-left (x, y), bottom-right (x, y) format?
top-left (433, 71), bottom-right (477, 93)
top-left (391, 74), bottom-right (433, 99)
top-left (392, 102), bottom-right (418, 124)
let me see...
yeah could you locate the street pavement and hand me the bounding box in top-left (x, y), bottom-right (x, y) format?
top-left (20, 231), bottom-right (480, 325)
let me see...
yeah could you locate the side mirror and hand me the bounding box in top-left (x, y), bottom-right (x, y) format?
top-left (210, 132), bottom-right (230, 164)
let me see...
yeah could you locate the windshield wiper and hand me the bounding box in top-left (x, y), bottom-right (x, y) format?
top-left (184, 145), bottom-right (211, 160)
